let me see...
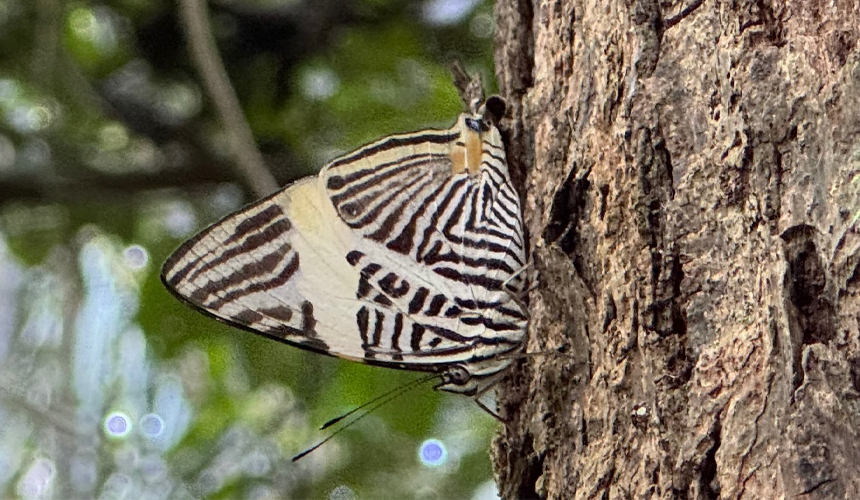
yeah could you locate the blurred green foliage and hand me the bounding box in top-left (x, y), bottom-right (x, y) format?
top-left (0, 0), bottom-right (502, 498)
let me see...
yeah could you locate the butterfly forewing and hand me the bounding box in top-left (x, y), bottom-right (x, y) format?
top-left (162, 105), bottom-right (528, 395)
top-left (162, 179), bottom-right (366, 359)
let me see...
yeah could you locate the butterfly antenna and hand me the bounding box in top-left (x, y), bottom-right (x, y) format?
top-left (318, 372), bottom-right (438, 430)
top-left (293, 372), bottom-right (440, 462)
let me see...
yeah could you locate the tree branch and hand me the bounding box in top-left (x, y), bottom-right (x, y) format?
top-left (178, 0), bottom-right (279, 197)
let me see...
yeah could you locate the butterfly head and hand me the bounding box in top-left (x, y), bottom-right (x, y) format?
top-left (435, 353), bottom-right (516, 396)
top-left (464, 96), bottom-right (506, 131)
top-left (435, 365), bottom-right (477, 394)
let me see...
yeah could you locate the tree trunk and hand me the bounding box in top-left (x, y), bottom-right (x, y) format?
top-left (491, 0), bottom-right (860, 498)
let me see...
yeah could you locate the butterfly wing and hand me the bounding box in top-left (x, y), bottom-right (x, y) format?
top-left (162, 109), bottom-right (528, 393)
top-left (318, 115), bottom-right (529, 386)
top-left (321, 116), bottom-right (527, 295)
top-left (162, 178), bottom-right (371, 360)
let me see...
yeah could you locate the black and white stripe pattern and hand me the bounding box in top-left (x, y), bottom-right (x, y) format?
top-left (162, 99), bottom-right (528, 396)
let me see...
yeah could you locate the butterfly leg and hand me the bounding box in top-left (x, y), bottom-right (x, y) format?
top-left (502, 261), bottom-right (539, 311)
top-left (502, 261), bottom-right (537, 292)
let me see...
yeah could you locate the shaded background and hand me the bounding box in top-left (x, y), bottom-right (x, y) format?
top-left (0, 0), bottom-right (502, 498)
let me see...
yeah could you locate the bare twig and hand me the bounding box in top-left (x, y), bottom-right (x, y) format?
top-left (178, 0), bottom-right (279, 197)
top-left (0, 168), bottom-right (239, 204)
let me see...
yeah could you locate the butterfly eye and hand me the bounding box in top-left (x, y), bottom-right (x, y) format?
top-left (444, 365), bottom-right (471, 386)
top-left (482, 96), bottom-right (506, 122)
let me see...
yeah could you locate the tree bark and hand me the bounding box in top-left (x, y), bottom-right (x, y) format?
top-left (491, 0), bottom-right (860, 498)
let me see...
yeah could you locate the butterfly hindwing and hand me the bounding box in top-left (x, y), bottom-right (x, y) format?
top-left (321, 114), bottom-right (528, 322)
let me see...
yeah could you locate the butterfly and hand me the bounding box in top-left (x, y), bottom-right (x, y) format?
top-left (161, 96), bottom-right (528, 400)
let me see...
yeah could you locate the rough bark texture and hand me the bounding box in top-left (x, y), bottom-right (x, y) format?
top-left (491, 0), bottom-right (860, 499)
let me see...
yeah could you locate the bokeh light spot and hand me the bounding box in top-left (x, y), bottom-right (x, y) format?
top-left (0, 78), bottom-right (21, 101)
top-left (243, 450), bottom-right (271, 477)
top-left (101, 473), bottom-right (132, 498)
top-left (0, 2), bottom-right (12, 25)
top-left (98, 123), bottom-right (129, 151)
top-left (300, 67), bottom-right (339, 101)
top-left (329, 484), bottom-right (356, 500)
top-left (69, 453), bottom-right (98, 494)
top-left (422, 0), bottom-right (480, 25)
top-left (123, 244), bottom-right (148, 270)
top-left (208, 183), bottom-right (244, 215)
top-left (8, 104), bottom-right (54, 133)
top-left (197, 470), bottom-right (221, 496)
top-left (470, 12), bottom-right (494, 38)
top-left (472, 480), bottom-right (502, 500)
top-left (68, 7), bottom-right (96, 36)
top-left (20, 138), bottom-right (51, 167)
top-left (139, 413), bottom-right (164, 438)
top-left (163, 201), bottom-right (197, 238)
top-left (138, 455), bottom-right (167, 482)
top-left (67, 6), bottom-right (121, 56)
top-left (16, 458), bottom-right (55, 499)
top-left (155, 82), bottom-right (202, 124)
top-left (418, 438), bottom-right (447, 467)
top-left (103, 411), bottom-right (132, 438)
top-left (0, 134), bottom-right (16, 171)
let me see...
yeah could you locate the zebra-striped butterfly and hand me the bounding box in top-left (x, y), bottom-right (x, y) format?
top-left (161, 96), bottom-right (527, 398)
